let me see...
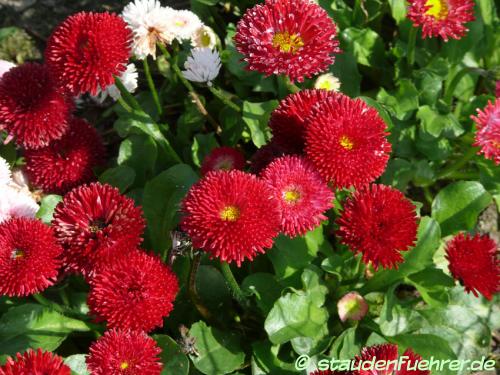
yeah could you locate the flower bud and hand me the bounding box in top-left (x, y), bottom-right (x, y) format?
top-left (337, 292), bottom-right (368, 322)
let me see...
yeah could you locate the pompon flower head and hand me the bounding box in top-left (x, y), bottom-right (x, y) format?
top-left (88, 250), bottom-right (179, 332)
top-left (309, 371), bottom-right (349, 375)
top-left (0, 157), bottom-right (11, 186)
top-left (445, 233), bottom-right (500, 300)
top-left (52, 182), bottom-right (145, 278)
top-left (45, 12), bottom-right (131, 95)
top-left (0, 63), bottom-right (73, 149)
top-left (304, 93), bottom-right (391, 189)
top-left (337, 292), bottom-right (368, 322)
top-left (24, 118), bottom-right (105, 194)
top-left (122, 0), bottom-right (175, 59)
top-left (471, 99), bottom-right (500, 165)
top-left (181, 170), bottom-right (281, 265)
top-left (314, 73), bottom-right (341, 92)
top-left (353, 344), bottom-right (429, 375)
top-left (201, 146), bottom-right (246, 176)
top-left (87, 329), bottom-right (162, 375)
top-left (0, 59), bottom-right (15, 79)
top-left (336, 185), bottom-right (418, 270)
top-left (270, 89), bottom-right (333, 153)
top-left (250, 141), bottom-right (292, 175)
top-left (0, 218), bottom-right (63, 297)
top-left (0, 185), bottom-right (38, 224)
top-left (182, 48), bottom-right (221, 85)
top-left (407, 0), bottom-right (475, 41)
top-left (95, 63), bottom-right (138, 102)
top-left (192, 25), bottom-right (218, 49)
top-left (234, 0), bottom-right (340, 82)
top-left (1, 349), bottom-right (70, 375)
top-left (164, 9), bottom-right (203, 41)
top-left (262, 156), bottom-right (333, 237)
top-left (496, 81), bottom-right (500, 97)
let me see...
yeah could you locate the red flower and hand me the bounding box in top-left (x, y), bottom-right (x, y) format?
top-left (407, 0), bottom-right (475, 41)
top-left (471, 99), bottom-right (500, 165)
top-left (353, 344), bottom-right (429, 375)
top-left (262, 156), bottom-right (333, 237)
top-left (305, 93), bottom-right (391, 189)
top-left (88, 251), bottom-right (179, 332)
top-left (250, 141), bottom-right (292, 175)
top-left (310, 371), bottom-right (349, 375)
top-left (234, 0), bottom-right (340, 82)
top-left (52, 183), bottom-right (145, 278)
top-left (336, 185), bottom-right (418, 270)
top-left (1, 349), bottom-right (70, 375)
top-left (445, 233), bottom-right (499, 300)
top-left (181, 170), bottom-right (281, 265)
top-left (87, 329), bottom-right (162, 375)
top-left (270, 89), bottom-right (333, 153)
top-left (201, 146), bottom-right (246, 176)
top-left (25, 117), bottom-right (105, 194)
top-left (45, 12), bottom-right (131, 95)
top-left (0, 218), bottom-right (62, 297)
top-left (0, 63), bottom-right (72, 149)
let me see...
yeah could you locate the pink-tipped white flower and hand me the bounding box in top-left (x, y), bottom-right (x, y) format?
top-left (0, 185), bottom-right (38, 223)
top-left (314, 73), bottom-right (341, 92)
top-left (0, 157), bottom-right (11, 186)
top-left (182, 48), bottom-right (221, 85)
top-left (165, 9), bottom-right (203, 41)
top-left (95, 63), bottom-right (138, 102)
top-left (337, 292), bottom-right (368, 322)
top-left (0, 60), bottom-right (15, 79)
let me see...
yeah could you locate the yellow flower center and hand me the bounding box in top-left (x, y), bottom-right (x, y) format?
top-left (120, 362), bottom-right (129, 370)
top-left (339, 135), bottom-right (354, 150)
top-left (283, 189), bottom-right (301, 203)
top-left (175, 19), bottom-right (187, 27)
top-left (425, 0), bottom-right (449, 20)
top-left (272, 32), bottom-right (304, 54)
top-left (220, 205), bottom-right (240, 222)
top-left (11, 249), bottom-right (24, 260)
top-left (200, 30), bottom-right (212, 47)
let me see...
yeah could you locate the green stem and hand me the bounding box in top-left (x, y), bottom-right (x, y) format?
top-left (443, 67), bottom-right (484, 105)
top-left (117, 96), bottom-right (132, 112)
top-left (423, 186), bottom-right (433, 205)
top-left (158, 43), bottom-right (194, 91)
top-left (220, 262), bottom-right (247, 304)
top-left (407, 27), bottom-right (418, 66)
top-left (188, 253), bottom-right (215, 322)
top-left (143, 58), bottom-right (162, 116)
top-left (115, 76), bottom-right (142, 111)
top-left (284, 76), bottom-right (300, 94)
top-left (437, 146), bottom-right (478, 179)
top-left (208, 86), bottom-right (241, 112)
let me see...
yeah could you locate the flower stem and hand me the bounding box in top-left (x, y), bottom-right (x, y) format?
top-left (407, 27), bottom-right (418, 66)
top-left (117, 96), bottom-right (133, 112)
top-left (208, 86), bottom-right (241, 112)
top-left (220, 261), bottom-right (247, 304)
top-left (143, 58), bottom-right (162, 116)
top-left (443, 67), bottom-right (485, 105)
top-left (33, 293), bottom-right (65, 313)
top-left (437, 146), bottom-right (478, 179)
top-left (114, 76), bottom-right (142, 112)
top-left (188, 253), bottom-right (215, 322)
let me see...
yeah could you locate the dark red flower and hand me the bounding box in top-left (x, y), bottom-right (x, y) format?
top-left (407, 0), bottom-right (475, 41)
top-left (305, 93), bottom-right (391, 189)
top-left (0, 218), bottom-right (62, 297)
top-left (181, 170), bottom-right (281, 265)
top-left (0, 63), bottom-right (72, 149)
top-left (52, 182), bottom-right (145, 278)
top-left (250, 141), bottom-right (292, 175)
top-left (87, 329), bottom-right (162, 375)
top-left (25, 117), bottom-right (105, 194)
top-left (270, 89), bottom-right (333, 153)
top-left (353, 344), bottom-right (429, 375)
top-left (445, 232), bottom-right (499, 300)
top-left (201, 146), bottom-right (246, 176)
top-left (336, 185), bottom-right (418, 270)
top-left (88, 250), bottom-right (179, 332)
top-left (310, 371), bottom-right (349, 375)
top-left (262, 155), bottom-right (333, 237)
top-left (1, 349), bottom-right (70, 375)
top-left (496, 81), bottom-right (500, 97)
top-left (471, 99), bottom-right (500, 165)
top-left (234, 0), bottom-right (340, 82)
top-left (45, 12), bottom-right (131, 95)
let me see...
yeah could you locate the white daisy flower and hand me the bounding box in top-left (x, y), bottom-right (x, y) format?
top-left (0, 60), bottom-right (15, 80)
top-left (165, 9), bottom-right (203, 41)
top-left (0, 157), bottom-right (11, 186)
top-left (191, 25), bottom-right (218, 49)
top-left (314, 73), bottom-right (341, 92)
top-left (0, 185), bottom-right (39, 224)
top-left (182, 48), bottom-right (221, 85)
top-left (95, 64), bottom-right (139, 103)
top-left (122, 0), bottom-right (176, 59)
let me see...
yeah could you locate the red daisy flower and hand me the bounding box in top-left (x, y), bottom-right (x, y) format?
top-left (87, 329), bottom-right (162, 375)
top-left (88, 250), bottom-right (179, 332)
top-left (250, 141), bottom-right (292, 175)
top-left (309, 371), bottom-right (349, 375)
top-left (234, 0), bottom-right (340, 82)
top-left (52, 182), bottom-right (145, 278)
top-left (0, 63), bottom-right (72, 149)
top-left (304, 93), bottom-right (391, 189)
top-left (471, 99), bottom-right (500, 165)
top-left (270, 89), bottom-right (333, 153)
top-left (445, 233), bottom-right (499, 300)
top-left (200, 146), bottom-right (246, 176)
top-left (45, 12), bottom-right (131, 96)
top-left (181, 170), bottom-right (281, 265)
top-left (336, 185), bottom-right (418, 270)
top-left (496, 81), bottom-right (500, 97)
top-left (353, 344), bottom-right (429, 375)
top-left (0, 218), bottom-right (62, 297)
top-left (24, 117), bottom-right (105, 194)
top-left (1, 349), bottom-right (71, 375)
top-left (262, 155), bottom-right (333, 237)
top-left (407, 0), bottom-right (475, 41)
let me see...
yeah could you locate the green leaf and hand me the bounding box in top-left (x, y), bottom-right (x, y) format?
top-left (388, 0), bottom-right (407, 23)
top-left (64, 355), bottom-right (89, 375)
top-left (242, 273), bottom-right (282, 314)
top-left (242, 100), bottom-right (278, 147)
top-left (191, 133), bottom-right (218, 167)
top-left (431, 181), bottom-right (492, 236)
top-left (195, 265), bottom-right (231, 311)
top-left (376, 79), bottom-right (419, 121)
top-left (406, 268), bottom-right (455, 307)
top-left (252, 341), bottom-right (297, 375)
top-left (99, 165), bottom-right (136, 193)
top-left (341, 28), bottom-right (386, 67)
top-left (153, 335), bottom-right (189, 375)
top-left (417, 105), bottom-right (464, 139)
top-left (117, 134), bottom-right (157, 186)
top-left (329, 327), bottom-right (363, 360)
top-left (189, 321), bottom-right (245, 375)
top-left (36, 195), bottom-right (62, 224)
top-left (329, 51), bottom-right (362, 96)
